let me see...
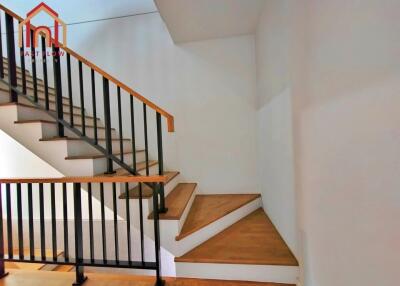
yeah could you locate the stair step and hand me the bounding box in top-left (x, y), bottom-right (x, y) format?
top-left (148, 183), bottom-right (197, 220)
top-left (175, 208), bottom-right (298, 266)
top-left (14, 119), bottom-right (114, 131)
top-left (50, 265), bottom-right (74, 272)
top-left (5, 249), bottom-right (64, 271)
top-left (107, 160), bottom-right (158, 177)
top-left (119, 171), bottom-right (180, 199)
top-left (39, 136), bottom-right (130, 143)
top-left (176, 194), bottom-right (261, 241)
top-left (65, 149), bottom-right (144, 160)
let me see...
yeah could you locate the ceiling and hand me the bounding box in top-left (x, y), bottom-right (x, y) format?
top-left (155, 0), bottom-right (266, 43)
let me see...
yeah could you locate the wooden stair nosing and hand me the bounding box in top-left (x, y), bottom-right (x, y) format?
top-left (98, 160), bottom-right (159, 178)
top-left (175, 194), bottom-right (261, 241)
top-left (119, 171), bottom-right (179, 199)
top-left (65, 149), bottom-right (145, 160)
top-left (40, 136), bottom-right (130, 143)
top-left (148, 183), bottom-right (197, 220)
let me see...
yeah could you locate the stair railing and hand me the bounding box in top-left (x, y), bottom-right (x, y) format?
top-left (0, 4), bottom-right (173, 212)
top-left (0, 175), bottom-right (166, 286)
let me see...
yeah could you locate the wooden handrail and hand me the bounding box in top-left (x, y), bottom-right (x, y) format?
top-left (0, 175), bottom-right (167, 184)
top-left (0, 4), bottom-right (175, 132)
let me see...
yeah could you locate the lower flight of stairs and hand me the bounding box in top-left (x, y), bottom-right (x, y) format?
top-left (0, 61), bottom-right (299, 284)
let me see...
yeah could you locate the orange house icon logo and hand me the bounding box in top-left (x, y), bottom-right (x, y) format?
top-left (18, 2), bottom-right (67, 48)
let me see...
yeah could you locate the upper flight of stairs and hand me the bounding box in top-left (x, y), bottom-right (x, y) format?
top-left (0, 43), bottom-right (298, 284)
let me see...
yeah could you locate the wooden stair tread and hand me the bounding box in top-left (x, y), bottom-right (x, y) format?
top-left (148, 183), bottom-right (197, 219)
top-left (50, 265), bottom-right (74, 272)
top-left (99, 160), bottom-right (158, 177)
top-left (14, 120), bottom-right (113, 130)
top-left (65, 149), bottom-right (144, 160)
top-left (175, 208), bottom-right (299, 266)
top-left (176, 194), bottom-right (261, 241)
top-left (40, 137), bottom-right (127, 142)
top-left (119, 171), bottom-right (179, 199)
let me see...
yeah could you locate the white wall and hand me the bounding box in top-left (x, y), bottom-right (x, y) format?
top-left (255, 0), bottom-right (298, 259)
top-left (257, 0), bottom-right (400, 285)
top-left (1, 1), bottom-right (259, 195)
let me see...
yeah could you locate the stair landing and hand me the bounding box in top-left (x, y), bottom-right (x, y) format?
top-left (0, 269), bottom-right (295, 286)
top-left (175, 208), bottom-right (298, 266)
top-left (176, 194), bottom-right (261, 240)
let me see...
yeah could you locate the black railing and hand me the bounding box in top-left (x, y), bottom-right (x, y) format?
top-left (0, 176), bottom-right (166, 286)
top-left (0, 6), bottom-right (173, 213)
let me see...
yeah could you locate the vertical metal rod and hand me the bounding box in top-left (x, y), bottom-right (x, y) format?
top-left (91, 69), bottom-right (98, 144)
top-left (62, 183), bottom-right (69, 260)
top-left (143, 104), bottom-right (149, 175)
top-left (139, 183), bottom-right (145, 263)
top-left (102, 77), bottom-right (114, 174)
top-left (39, 183), bottom-right (46, 260)
top-left (30, 30), bottom-right (38, 102)
top-left (51, 183), bottom-right (57, 261)
top-left (28, 183), bottom-right (34, 259)
top-left (5, 184), bottom-right (12, 258)
top-left (112, 183), bottom-right (119, 263)
top-left (73, 183), bottom-right (87, 285)
top-left (88, 183), bottom-right (94, 262)
top-left (78, 61), bottom-right (86, 136)
top-left (41, 36), bottom-right (49, 110)
top-left (53, 46), bottom-right (64, 137)
top-left (130, 96), bottom-right (137, 173)
top-left (0, 184), bottom-right (8, 277)
top-left (156, 113), bottom-right (167, 213)
top-left (117, 87), bottom-right (124, 162)
top-left (19, 23), bottom-right (26, 94)
top-left (66, 53), bottom-right (74, 126)
top-left (100, 183), bottom-right (107, 262)
top-left (16, 184), bottom-right (23, 259)
top-left (152, 184), bottom-right (163, 286)
top-left (0, 16), bottom-right (4, 79)
top-left (5, 14), bottom-right (17, 102)
top-left (125, 183), bottom-right (132, 263)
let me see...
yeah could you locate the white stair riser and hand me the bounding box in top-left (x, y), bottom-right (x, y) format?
top-left (175, 263), bottom-right (299, 284)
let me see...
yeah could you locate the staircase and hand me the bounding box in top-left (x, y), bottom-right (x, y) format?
top-left (0, 4), bottom-right (299, 286)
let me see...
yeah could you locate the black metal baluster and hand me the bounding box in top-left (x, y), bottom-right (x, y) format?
top-left (16, 184), bottom-right (23, 259)
top-left (41, 36), bottom-right (49, 110)
top-left (143, 104), bottom-right (149, 175)
top-left (0, 184), bottom-right (7, 277)
top-left (138, 183), bottom-right (145, 263)
top-left (73, 183), bottom-right (87, 285)
top-left (28, 183), bottom-right (34, 259)
top-left (88, 183), bottom-right (94, 262)
top-left (152, 184), bottom-right (163, 286)
top-left (62, 183), bottom-right (69, 261)
top-left (117, 87), bottom-right (124, 162)
top-left (39, 183), bottom-right (46, 260)
top-left (66, 53), bottom-right (74, 126)
top-left (91, 69), bottom-right (98, 144)
top-left (30, 30), bottom-right (38, 102)
top-left (112, 183), bottom-right (119, 263)
top-left (19, 23), bottom-right (26, 94)
top-left (125, 183), bottom-right (131, 263)
top-left (51, 183), bottom-right (57, 261)
top-left (156, 113), bottom-right (167, 212)
top-left (5, 14), bottom-right (17, 102)
top-left (53, 46), bottom-right (64, 137)
top-left (0, 16), bottom-right (4, 79)
top-left (5, 184), bottom-right (12, 259)
top-left (78, 61), bottom-right (86, 136)
top-left (103, 77), bottom-right (114, 174)
top-left (130, 96), bottom-right (137, 173)
top-left (100, 183), bottom-right (107, 262)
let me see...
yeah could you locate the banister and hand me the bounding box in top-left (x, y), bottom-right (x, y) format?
top-left (0, 175), bottom-right (167, 184)
top-left (0, 4), bottom-right (175, 132)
